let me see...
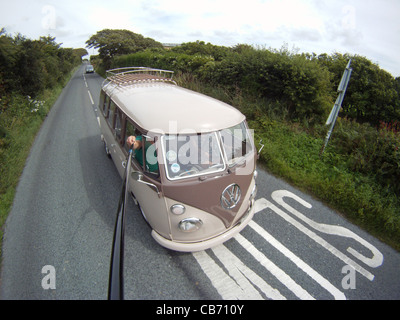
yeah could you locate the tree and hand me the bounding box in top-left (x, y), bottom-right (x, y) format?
top-left (0, 29), bottom-right (81, 97)
top-left (85, 29), bottom-right (163, 68)
top-left (73, 48), bottom-right (88, 59)
top-left (0, 28), bottom-right (17, 92)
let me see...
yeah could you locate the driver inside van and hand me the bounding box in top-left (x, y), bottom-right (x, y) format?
top-left (126, 135), bottom-right (159, 174)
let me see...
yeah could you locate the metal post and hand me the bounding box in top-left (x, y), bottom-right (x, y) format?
top-left (320, 59), bottom-right (352, 156)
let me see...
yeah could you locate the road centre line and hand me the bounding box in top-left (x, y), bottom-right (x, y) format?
top-left (87, 90), bottom-right (94, 105)
top-left (83, 73), bottom-right (94, 105)
top-left (83, 74), bottom-right (88, 87)
top-left (82, 74), bottom-right (100, 126)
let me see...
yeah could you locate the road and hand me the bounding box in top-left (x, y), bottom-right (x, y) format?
top-left (1, 64), bottom-right (399, 300)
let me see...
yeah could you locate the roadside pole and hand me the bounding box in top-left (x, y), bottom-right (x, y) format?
top-left (320, 59), bottom-right (352, 156)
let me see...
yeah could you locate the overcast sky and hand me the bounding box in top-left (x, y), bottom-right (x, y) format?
top-left (1, 0), bottom-right (399, 77)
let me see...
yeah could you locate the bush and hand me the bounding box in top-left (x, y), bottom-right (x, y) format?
top-left (112, 47), bottom-right (333, 124)
top-left (0, 32), bottom-right (83, 98)
top-left (332, 118), bottom-right (400, 194)
top-left (317, 53), bottom-right (400, 125)
top-left (112, 50), bottom-right (215, 75)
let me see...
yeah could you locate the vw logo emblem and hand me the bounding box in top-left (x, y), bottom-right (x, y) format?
top-left (221, 184), bottom-right (241, 210)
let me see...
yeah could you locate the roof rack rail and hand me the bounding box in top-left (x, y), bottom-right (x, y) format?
top-left (103, 67), bottom-right (177, 88)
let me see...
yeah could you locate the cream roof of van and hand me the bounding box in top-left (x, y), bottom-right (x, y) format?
top-left (104, 82), bottom-right (245, 134)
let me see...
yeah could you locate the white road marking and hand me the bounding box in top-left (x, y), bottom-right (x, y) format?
top-left (193, 191), bottom-right (383, 299)
top-left (247, 221), bottom-right (346, 300)
top-left (83, 73), bottom-right (94, 105)
top-left (255, 197), bottom-right (376, 281)
top-left (234, 233), bottom-right (316, 300)
top-left (192, 250), bottom-right (251, 300)
top-left (212, 244), bottom-right (287, 300)
top-left (87, 90), bottom-right (94, 105)
top-left (193, 248), bottom-right (286, 300)
top-left (271, 190), bottom-right (384, 268)
top-left (83, 74), bottom-right (88, 87)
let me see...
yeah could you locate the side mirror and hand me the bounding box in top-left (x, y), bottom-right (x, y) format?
top-left (143, 134), bottom-right (155, 142)
top-left (131, 171), bottom-right (143, 181)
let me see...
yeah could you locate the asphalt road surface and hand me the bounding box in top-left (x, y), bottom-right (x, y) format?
top-left (1, 64), bottom-right (399, 300)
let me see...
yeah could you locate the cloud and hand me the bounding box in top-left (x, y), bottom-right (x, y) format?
top-left (88, 7), bottom-right (134, 31)
top-left (325, 24), bottom-right (363, 48)
top-left (0, 0), bottom-right (399, 76)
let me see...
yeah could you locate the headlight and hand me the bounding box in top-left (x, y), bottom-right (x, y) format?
top-left (179, 218), bottom-right (203, 232)
top-left (170, 204), bottom-right (185, 215)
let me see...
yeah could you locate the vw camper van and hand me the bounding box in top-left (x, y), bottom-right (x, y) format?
top-left (99, 67), bottom-right (258, 252)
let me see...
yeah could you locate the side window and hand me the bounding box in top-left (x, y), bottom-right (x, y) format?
top-left (107, 101), bottom-right (116, 127)
top-left (101, 91), bottom-right (110, 117)
top-left (143, 136), bottom-right (159, 177)
top-left (100, 90), bottom-right (105, 112)
top-left (115, 108), bottom-right (124, 144)
top-left (124, 120), bottom-right (138, 152)
top-left (124, 121), bottom-right (159, 178)
top-left (125, 120), bottom-right (143, 170)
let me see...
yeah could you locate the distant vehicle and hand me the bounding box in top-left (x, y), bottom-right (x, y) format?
top-left (99, 67), bottom-right (259, 252)
top-left (85, 65), bottom-right (94, 73)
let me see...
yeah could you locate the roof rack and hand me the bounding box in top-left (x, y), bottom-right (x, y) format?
top-left (103, 67), bottom-right (177, 88)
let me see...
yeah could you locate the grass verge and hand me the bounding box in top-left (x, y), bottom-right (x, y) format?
top-left (0, 66), bottom-right (78, 260)
top-left (251, 117), bottom-right (400, 251)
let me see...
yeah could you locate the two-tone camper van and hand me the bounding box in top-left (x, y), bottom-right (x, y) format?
top-left (99, 67), bottom-right (258, 252)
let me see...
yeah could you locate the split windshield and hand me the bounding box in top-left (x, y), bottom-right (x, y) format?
top-left (161, 121), bottom-right (254, 180)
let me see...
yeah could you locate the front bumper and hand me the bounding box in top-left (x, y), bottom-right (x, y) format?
top-left (151, 199), bottom-right (255, 252)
